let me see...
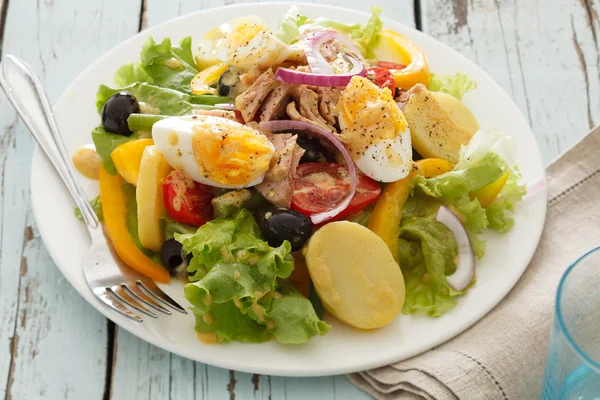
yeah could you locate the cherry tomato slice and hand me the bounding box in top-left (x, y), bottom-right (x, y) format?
top-left (162, 170), bottom-right (214, 226)
top-left (367, 66), bottom-right (396, 94)
top-left (291, 163), bottom-right (381, 221)
top-left (377, 61), bottom-right (407, 70)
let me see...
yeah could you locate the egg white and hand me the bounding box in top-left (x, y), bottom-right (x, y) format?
top-left (355, 132), bottom-right (412, 182)
top-left (152, 116), bottom-right (275, 189)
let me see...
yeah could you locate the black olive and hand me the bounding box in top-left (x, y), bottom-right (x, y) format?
top-left (101, 92), bottom-right (140, 136)
top-left (258, 208), bottom-right (313, 251)
top-left (217, 66), bottom-right (243, 98)
top-left (296, 136), bottom-right (326, 164)
top-left (161, 239), bottom-right (187, 274)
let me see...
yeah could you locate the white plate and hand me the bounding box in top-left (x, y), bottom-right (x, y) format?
top-left (30, 3), bottom-right (547, 377)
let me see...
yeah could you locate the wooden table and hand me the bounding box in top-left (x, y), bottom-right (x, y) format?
top-left (0, 0), bottom-right (597, 398)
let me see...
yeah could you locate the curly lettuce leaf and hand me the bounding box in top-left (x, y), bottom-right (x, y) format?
top-left (276, 6), bottom-right (308, 44)
top-left (412, 152), bottom-right (511, 259)
top-left (181, 210), bottom-right (328, 344)
top-left (429, 72), bottom-right (477, 100)
top-left (176, 209), bottom-right (294, 281)
top-left (114, 37), bottom-right (198, 93)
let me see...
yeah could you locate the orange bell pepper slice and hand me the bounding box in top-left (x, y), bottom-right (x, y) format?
top-left (99, 166), bottom-right (170, 283)
top-left (368, 158), bottom-right (452, 262)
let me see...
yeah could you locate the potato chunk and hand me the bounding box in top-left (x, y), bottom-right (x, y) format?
top-left (305, 221), bottom-right (405, 329)
top-left (403, 84), bottom-right (476, 162)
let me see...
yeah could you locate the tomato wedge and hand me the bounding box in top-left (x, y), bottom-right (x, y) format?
top-left (162, 170), bottom-right (214, 226)
top-left (291, 163), bottom-right (381, 221)
top-left (367, 66), bottom-right (396, 94)
top-left (377, 61), bottom-right (407, 70)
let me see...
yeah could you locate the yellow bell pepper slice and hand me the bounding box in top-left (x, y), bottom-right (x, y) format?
top-left (472, 171), bottom-right (509, 208)
top-left (99, 166), bottom-right (170, 283)
top-left (414, 158), bottom-right (453, 178)
top-left (374, 30), bottom-right (431, 90)
top-left (111, 139), bottom-right (154, 186)
top-left (136, 146), bottom-right (173, 252)
top-left (190, 62), bottom-right (228, 95)
top-left (368, 159), bottom-right (452, 261)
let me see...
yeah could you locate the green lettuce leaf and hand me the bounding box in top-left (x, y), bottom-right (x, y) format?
top-left (486, 166), bottom-right (526, 232)
top-left (269, 284), bottom-right (330, 344)
top-left (74, 195), bottom-right (103, 222)
top-left (415, 152), bottom-right (506, 199)
top-left (181, 209), bottom-right (328, 344)
top-left (276, 6), bottom-right (308, 44)
top-left (311, 6), bottom-right (383, 59)
top-left (95, 83), bottom-right (218, 116)
top-left (398, 229), bottom-right (463, 317)
top-left (176, 209), bottom-right (294, 281)
top-left (429, 72), bottom-right (477, 100)
top-left (164, 217), bottom-right (196, 241)
top-left (193, 301), bottom-right (271, 343)
top-left (211, 189), bottom-right (253, 218)
top-left (91, 126), bottom-right (138, 175)
top-left (115, 37), bottom-right (198, 93)
top-left (114, 62), bottom-right (154, 87)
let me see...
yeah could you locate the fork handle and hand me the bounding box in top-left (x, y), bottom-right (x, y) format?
top-left (0, 55), bottom-right (99, 228)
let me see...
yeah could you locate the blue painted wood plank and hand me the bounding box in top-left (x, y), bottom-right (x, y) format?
top-left (0, 0), bottom-right (141, 398)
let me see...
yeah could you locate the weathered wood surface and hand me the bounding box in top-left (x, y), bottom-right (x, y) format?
top-left (0, 0), bottom-right (597, 399)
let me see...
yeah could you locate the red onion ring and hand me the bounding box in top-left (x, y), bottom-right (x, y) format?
top-left (304, 29), bottom-right (365, 74)
top-left (275, 53), bottom-right (366, 87)
top-left (259, 120), bottom-right (357, 224)
top-left (436, 206), bottom-right (476, 291)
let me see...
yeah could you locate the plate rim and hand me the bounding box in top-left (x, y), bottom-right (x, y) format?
top-left (29, 2), bottom-right (548, 376)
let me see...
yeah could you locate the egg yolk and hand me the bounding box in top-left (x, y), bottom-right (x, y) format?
top-left (215, 18), bottom-right (265, 54)
top-left (337, 76), bottom-right (408, 157)
top-left (191, 122), bottom-right (273, 186)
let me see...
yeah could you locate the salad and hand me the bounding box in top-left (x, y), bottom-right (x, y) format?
top-left (72, 6), bottom-right (526, 345)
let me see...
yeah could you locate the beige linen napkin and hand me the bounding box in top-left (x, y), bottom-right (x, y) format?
top-left (348, 126), bottom-right (600, 400)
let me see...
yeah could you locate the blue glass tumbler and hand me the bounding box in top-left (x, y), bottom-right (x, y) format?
top-left (541, 247), bottom-right (600, 399)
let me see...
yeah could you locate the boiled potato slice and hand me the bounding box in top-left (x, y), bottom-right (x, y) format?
top-left (305, 221), bottom-right (405, 329)
top-left (431, 91), bottom-right (480, 135)
top-left (403, 84), bottom-right (475, 162)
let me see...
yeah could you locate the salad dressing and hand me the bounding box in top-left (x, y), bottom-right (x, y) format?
top-left (196, 332), bottom-right (218, 344)
top-left (72, 145), bottom-right (101, 179)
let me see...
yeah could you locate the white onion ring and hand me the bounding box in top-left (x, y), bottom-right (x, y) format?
top-left (259, 120), bottom-right (357, 224)
top-left (435, 206), bottom-right (476, 291)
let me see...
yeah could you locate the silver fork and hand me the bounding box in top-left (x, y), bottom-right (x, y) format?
top-left (0, 55), bottom-right (187, 322)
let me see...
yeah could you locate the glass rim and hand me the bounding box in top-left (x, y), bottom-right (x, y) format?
top-left (556, 245), bottom-right (600, 373)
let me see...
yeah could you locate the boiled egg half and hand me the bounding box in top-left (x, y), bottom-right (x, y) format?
top-left (337, 76), bottom-right (412, 182)
top-left (152, 115), bottom-right (275, 188)
top-left (211, 16), bottom-right (292, 70)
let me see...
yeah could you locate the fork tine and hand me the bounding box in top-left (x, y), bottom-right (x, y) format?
top-left (93, 287), bottom-right (143, 323)
top-left (122, 284), bottom-right (171, 315)
top-left (109, 286), bottom-right (158, 319)
top-left (137, 281), bottom-right (187, 314)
